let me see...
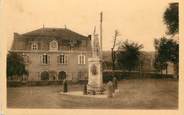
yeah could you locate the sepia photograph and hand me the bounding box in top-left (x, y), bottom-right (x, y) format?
top-left (0, 0), bottom-right (182, 114)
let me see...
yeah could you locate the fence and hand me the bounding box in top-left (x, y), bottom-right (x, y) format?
top-left (7, 71), bottom-right (175, 87)
top-left (103, 71), bottom-right (174, 82)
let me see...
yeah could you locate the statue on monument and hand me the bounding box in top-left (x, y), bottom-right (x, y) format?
top-left (92, 27), bottom-right (101, 58)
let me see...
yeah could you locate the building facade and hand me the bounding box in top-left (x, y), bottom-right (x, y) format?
top-left (10, 27), bottom-right (92, 81)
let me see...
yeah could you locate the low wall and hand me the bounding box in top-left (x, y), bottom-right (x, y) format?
top-left (7, 72), bottom-right (175, 87)
top-left (7, 80), bottom-right (88, 87)
top-left (7, 81), bottom-right (61, 87)
top-left (102, 71), bottom-right (175, 82)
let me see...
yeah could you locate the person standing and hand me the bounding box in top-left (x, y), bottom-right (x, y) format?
top-left (112, 77), bottom-right (118, 90)
top-left (63, 78), bottom-right (68, 93)
top-left (107, 80), bottom-right (113, 98)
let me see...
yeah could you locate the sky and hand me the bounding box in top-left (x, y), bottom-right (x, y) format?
top-left (1, 0), bottom-right (178, 51)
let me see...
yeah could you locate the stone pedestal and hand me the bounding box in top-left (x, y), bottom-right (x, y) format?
top-left (87, 58), bottom-right (104, 94)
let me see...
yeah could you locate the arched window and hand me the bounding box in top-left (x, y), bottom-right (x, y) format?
top-left (31, 42), bottom-right (38, 50)
top-left (58, 71), bottom-right (66, 80)
top-left (78, 54), bottom-right (85, 64)
top-left (41, 71), bottom-right (49, 80)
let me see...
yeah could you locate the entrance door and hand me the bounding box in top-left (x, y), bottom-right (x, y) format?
top-left (41, 71), bottom-right (49, 80)
top-left (58, 71), bottom-right (66, 80)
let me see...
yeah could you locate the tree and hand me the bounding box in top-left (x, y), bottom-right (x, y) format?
top-left (154, 37), bottom-right (169, 74)
top-left (163, 2), bottom-right (178, 35)
top-left (111, 30), bottom-right (120, 70)
top-left (7, 52), bottom-right (28, 80)
top-left (153, 2), bottom-right (179, 77)
top-left (117, 40), bottom-right (143, 71)
top-left (154, 54), bottom-right (168, 75)
top-left (154, 37), bottom-right (178, 76)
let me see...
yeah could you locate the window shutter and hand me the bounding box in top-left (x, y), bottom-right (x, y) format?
top-left (84, 55), bottom-right (86, 64)
top-left (40, 55), bottom-right (42, 64)
top-left (57, 55), bottom-right (60, 64)
top-left (80, 55), bottom-right (82, 64)
top-left (78, 55), bottom-right (80, 64)
top-left (81, 55), bottom-right (82, 64)
top-left (65, 55), bottom-right (68, 64)
top-left (48, 56), bottom-right (50, 64)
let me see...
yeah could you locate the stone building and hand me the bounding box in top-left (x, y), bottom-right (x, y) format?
top-left (10, 27), bottom-right (92, 81)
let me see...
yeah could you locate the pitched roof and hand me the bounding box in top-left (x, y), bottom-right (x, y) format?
top-left (21, 27), bottom-right (89, 40)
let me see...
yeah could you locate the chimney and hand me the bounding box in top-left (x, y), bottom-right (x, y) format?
top-left (88, 35), bottom-right (91, 40)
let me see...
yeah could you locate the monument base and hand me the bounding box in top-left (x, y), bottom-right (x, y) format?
top-left (87, 84), bottom-right (105, 95)
top-left (87, 57), bottom-right (104, 95)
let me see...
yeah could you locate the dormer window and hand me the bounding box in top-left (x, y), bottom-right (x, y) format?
top-left (50, 40), bottom-right (58, 51)
top-left (31, 43), bottom-right (38, 50)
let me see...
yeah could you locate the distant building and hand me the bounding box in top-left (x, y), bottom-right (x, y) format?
top-left (9, 27), bottom-right (92, 81)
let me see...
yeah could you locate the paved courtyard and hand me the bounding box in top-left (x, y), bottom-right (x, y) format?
top-left (7, 79), bottom-right (178, 109)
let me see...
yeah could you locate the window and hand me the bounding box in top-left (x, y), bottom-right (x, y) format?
top-left (22, 53), bottom-right (29, 64)
top-left (41, 54), bottom-right (50, 64)
top-left (78, 54), bottom-right (85, 64)
top-left (58, 54), bottom-right (68, 64)
top-left (58, 71), bottom-right (67, 80)
top-left (78, 71), bottom-right (87, 80)
top-left (41, 71), bottom-right (49, 80)
top-left (31, 43), bottom-right (38, 50)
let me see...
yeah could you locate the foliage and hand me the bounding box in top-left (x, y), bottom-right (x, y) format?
top-left (163, 3), bottom-right (178, 35)
top-left (117, 40), bottom-right (143, 71)
top-left (103, 61), bottom-right (112, 69)
top-left (155, 2), bottom-right (179, 76)
top-left (154, 37), bottom-right (179, 74)
top-left (7, 52), bottom-right (28, 79)
top-left (153, 54), bottom-right (168, 73)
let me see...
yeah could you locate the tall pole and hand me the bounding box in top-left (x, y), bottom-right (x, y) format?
top-left (100, 12), bottom-right (103, 59)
